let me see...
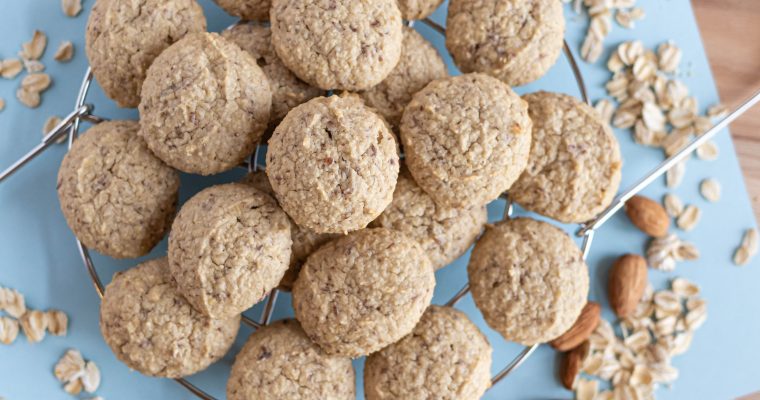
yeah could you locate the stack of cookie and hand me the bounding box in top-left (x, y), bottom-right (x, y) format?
top-left (55, 0), bottom-right (623, 398)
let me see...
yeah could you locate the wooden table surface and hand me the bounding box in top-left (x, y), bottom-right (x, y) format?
top-left (693, 0), bottom-right (760, 222)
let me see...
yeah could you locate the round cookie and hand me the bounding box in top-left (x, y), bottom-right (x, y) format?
top-left (446, 0), bottom-right (565, 86)
top-left (168, 183), bottom-right (292, 319)
top-left (359, 27), bottom-right (448, 128)
top-left (85, 0), bottom-right (206, 108)
top-left (467, 218), bottom-right (589, 345)
top-left (241, 171), bottom-right (340, 290)
top-left (139, 32), bottom-right (272, 175)
top-left (400, 73), bottom-right (532, 208)
top-left (292, 228), bottom-right (435, 358)
top-left (215, 0), bottom-right (270, 21)
top-left (510, 92), bottom-right (622, 223)
top-left (370, 167), bottom-right (487, 270)
top-left (100, 257), bottom-right (240, 378)
top-left (397, 0), bottom-right (444, 20)
top-left (364, 306), bottom-right (492, 400)
top-left (222, 23), bottom-right (324, 129)
top-left (227, 319), bottom-right (355, 400)
top-left (57, 120), bottom-right (179, 259)
top-left (270, 0), bottom-right (403, 91)
top-left (266, 95), bottom-right (400, 234)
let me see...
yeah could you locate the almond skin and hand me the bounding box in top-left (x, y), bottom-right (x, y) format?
top-left (608, 254), bottom-right (648, 318)
top-left (550, 302), bottom-right (601, 351)
top-left (559, 340), bottom-right (589, 390)
top-left (624, 195), bottom-right (670, 237)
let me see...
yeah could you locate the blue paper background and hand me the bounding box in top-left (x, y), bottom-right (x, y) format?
top-left (1, 0), bottom-right (758, 399)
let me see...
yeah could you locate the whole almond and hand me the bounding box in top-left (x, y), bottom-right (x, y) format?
top-left (550, 302), bottom-right (601, 351)
top-left (624, 195), bottom-right (670, 237)
top-left (608, 254), bottom-right (648, 318)
top-left (559, 340), bottom-right (589, 390)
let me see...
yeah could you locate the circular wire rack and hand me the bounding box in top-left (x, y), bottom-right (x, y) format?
top-left (1, 15), bottom-right (758, 400)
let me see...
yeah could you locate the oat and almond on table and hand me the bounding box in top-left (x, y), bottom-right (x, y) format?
top-left (0, 0), bottom-right (756, 399)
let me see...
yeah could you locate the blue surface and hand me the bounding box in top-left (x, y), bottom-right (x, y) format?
top-left (1, 1), bottom-right (758, 399)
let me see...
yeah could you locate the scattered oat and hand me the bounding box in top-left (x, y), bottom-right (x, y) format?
top-left (642, 101), bottom-right (665, 131)
top-left (82, 361), bottom-right (101, 393)
top-left (21, 30), bottom-right (47, 61)
top-left (657, 41), bottom-right (682, 73)
top-left (676, 205), bottom-right (701, 231)
top-left (21, 73), bottom-right (52, 92)
top-left (666, 160), bottom-right (686, 188)
top-left (0, 317), bottom-right (20, 345)
top-left (733, 228), bottom-right (759, 266)
top-left (672, 278), bottom-right (700, 298)
top-left (54, 41), bottom-right (74, 62)
top-left (581, 31), bottom-right (604, 63)
top-left (575, 378), bottom-right (598, 400)
top-left (19, 309), bottom-right (48, 343)
top-left (615, 7), bottom-right (645, 29)
top-left (707, 103), bottom-right (730, 120)
top-left (0, 98), bottom-right (4, 112)
top-left (663, 194), bottom-right (684, 218)
top-left (46, 310), bottom-right (68, 336)
top-left (64, 379), bottom-right (84, 395)
top-left (16, 88), bottom-right (41, 108)
top-left (646, 233), bottom-right (698, 271)
top-left (1, 59), bottom-right (24, 79)
top-left (62, 0), bottom-right (83, 17)
top-left (595, 99), bottom-right (615, 124)
top-left (24, 59), bottom-right (45, 73)
top-left (55, 349), bottom-right (86, 383)
top-left (696, 141), bottom-right (719, 161)
top-left (43, 116), bottom-right (67, 143)
top-left (0, 287), bottom-right (27, 318)
top-left (632, 55), bottom-right (656, 82)
top-left (699, 178), bottom-right (721, 203)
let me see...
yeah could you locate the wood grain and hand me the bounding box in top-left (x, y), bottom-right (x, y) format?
top-left (693, 0), bottom-right (760, 221)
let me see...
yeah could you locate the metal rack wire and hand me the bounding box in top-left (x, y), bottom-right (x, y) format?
top-left (1, 16), bottom-right (759, 400)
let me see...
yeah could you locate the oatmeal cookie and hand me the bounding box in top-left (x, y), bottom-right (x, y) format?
top-left (139, 32), bottom-right (272, 175)
top-left (241, 171), bottom-right (339, 290)
top-left (292, 228), bottom-right (435, 357)
top-left (227, 319), bottom-right (355, 400)
top-left (360, 27), bottom-right (448, 128)
top-left (446, 0), bottom-right (565, 86)
top-left (397, 0), bottom-right (444, 20)
top-left (364, 306), bottom-right (492, 400)
top-left (370, 167), bottom-right (486, 269)
top-left (57, 120), bottom-right (179, 259)
top-left (215, 0), bottom-right (270, 21)
top-left (100, 258), bottom-right (240, 378)
top-left (168, 183), bottom-right (292, 319)
top-left (266, 95), bottom-right (399, 234)
top-left (510, 91), bottom-right (622, 223)
top-left (85, 0), bottom-right (206, 108)
top-left (467, 218), bottom-right (589, 345)
top-left (222, 23), bottom-right (324, 129)
top-left (270, 0), bottom-right (403, 90)
top-left (400, 73), bottom-right (531, 208)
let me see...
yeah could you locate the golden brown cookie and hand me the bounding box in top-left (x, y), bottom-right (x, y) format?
top-left (168, 183), bottom-right (292, 319)
top-left (400, 73), bottom-right (532, 208)
top-left (270, 0), bottom-right (403, 90)
top-left (85, 0), bottom-right (206, 108)
top-left (100, 258), bottom-right (240, 378)
top-left (467, 218), bottom-right (589, 345)
top-left (139, 32), bottom-right (271, 175)
top-left (510, 91), bottom-right (623, 223)
top-left (266, 95), bottom-right (400, 234)
top-left (359, 27), bottom-right (448, 128)
top-left (227, 320), bottom-right (355, 400)
top-left (370, 167), bottom-right (486, 269)
top-left (364, 306), bottom-right (492, 400)
top-left (57, 120), bottom-right (179, 259)
top-left (446, 0), bottom-right (565, 86)
top-left (292, 228), bottom-right (435, 358)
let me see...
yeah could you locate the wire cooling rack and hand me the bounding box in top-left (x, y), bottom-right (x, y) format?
top-left (1, 16), bottom-right (759, 400)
